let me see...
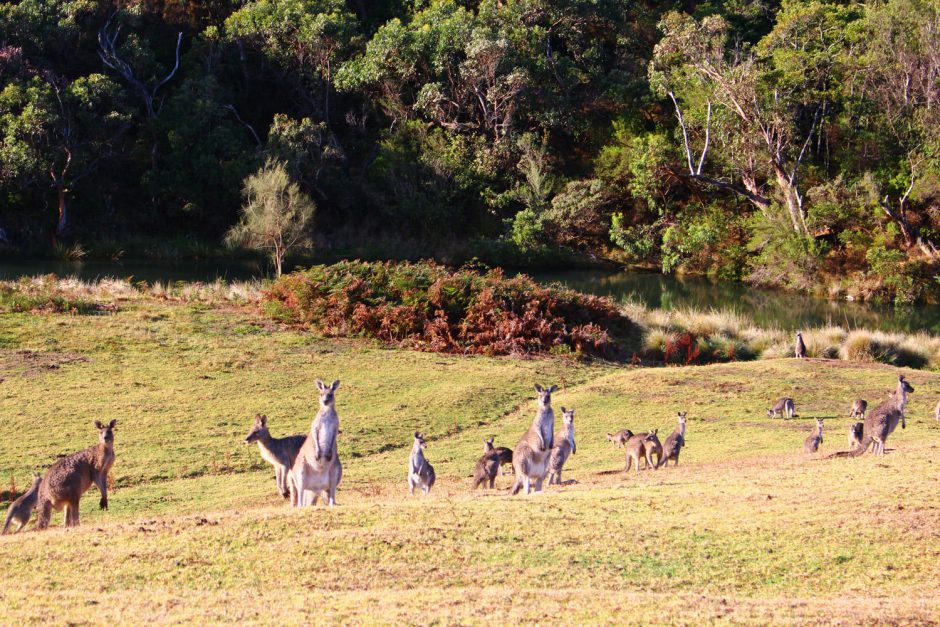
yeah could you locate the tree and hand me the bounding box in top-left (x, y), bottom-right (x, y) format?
top-left (225, 160), bottom-right (315, 276)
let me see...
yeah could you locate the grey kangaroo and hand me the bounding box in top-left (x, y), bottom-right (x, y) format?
top-left (408, 432), bottom-right (436, 495)
top-left (848, 422), bottom-right (864, 449)
top-left (487, 438), bottom-right (514, 475)
top-left (244, 414), bottom-right (306, 498)
top-left (2, 473), bottom-right (42, 534)
top-left (804, 418), bottom-right (824, 453)
top-left (795, 332), bottom-right (807, 358)
top-left (547, 408), bottom-right (576, 485)
top-left (473, 439), bottom-right (502, 490)
top-left (767, 397), bottom-right (796, 420)
top-left (289, 379), bottom-right (342, 507)
top-left (833, 375), bottom-right (914, 457)
top-left (35, 420), bottom-right (116, 530)
top-left (657, 412), bottom-right (687, 468)
top-left (624, 431), bottom-right (659, 473)
top-left (607, 429), bottom-right (633, 448)
top-left (511, 384), bottom-right (557, 495)
top-left (849, 399), bottom-right (867, 421)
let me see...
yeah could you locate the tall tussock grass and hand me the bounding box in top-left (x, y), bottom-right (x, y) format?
top-left (626, 302), bottom-right (940, 369)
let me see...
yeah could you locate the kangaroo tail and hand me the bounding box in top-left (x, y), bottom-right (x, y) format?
top-left (829, 436), bottom-right (872, 458)
top-left (34, 499), bottom-right (52, 530)
top-left (2, 509), bottom-right (14, 535)
top-left (510, 476), bottom-right (522, 495)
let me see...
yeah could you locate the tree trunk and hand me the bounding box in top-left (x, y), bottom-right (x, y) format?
top-left (54, 183), bottom-right (68, 244)
top-left (772, 166), bottom-right (806, 235)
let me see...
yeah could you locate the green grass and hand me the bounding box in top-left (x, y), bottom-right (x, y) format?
top-left (1, 300), bottom-right (939, 624)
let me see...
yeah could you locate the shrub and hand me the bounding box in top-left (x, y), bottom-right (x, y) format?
top-left (262, 261), bottom-right (639, 359)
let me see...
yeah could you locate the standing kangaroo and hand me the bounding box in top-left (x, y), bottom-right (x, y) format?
top-left (834, 375), bottom-right (914, 457)
top-left (658, 412), bottom-right (687, 468)
top-left (547, 408), bottom-right (576, 485)
top-left (849, 399), bottom-right (867, 421)
top-left (289, 379), bottom-right (342, 507)
top-left (848, 422), bottom-right (864, 449)
top-left (244, 414), bottom-right (306, 498)
top-left (408, 432), bottom-right (436, 495)
top-left (511, 384), bottom-right (557, 495)
top-left (607, 429), bottom-right (633, 448)
top-left (473, 439), bottom-right (502, 490)
top-left (804, 418), bottom-right (824, 453)
top-left (795, 332), bottom-right (807, 358)
top-left (2, 473), bottom-right (42, 534)
top-left (767, 397), bottom-right (796, 420)
top-left (35, 420), bottom-right (116, 530)
top-left (624, 431), bottom-right (658, 473)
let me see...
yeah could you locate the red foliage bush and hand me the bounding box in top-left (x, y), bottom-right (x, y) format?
top-left (262, 260), bottom-right (638, 359)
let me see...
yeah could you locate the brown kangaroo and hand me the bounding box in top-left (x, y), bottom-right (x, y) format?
top-left (657, 412), bottom-right (687, 468)
top-left (243, 414), bottom-right (306, 498)
top-left (849, 399), bottom-right (867, 421)
top-left (607, 429), bottom-right (633, 448)
top-left (804, 418), bottom-right (824, 453)
top-left (35, 420), bottom-right (116, 530)
top-left (2, 473), bottom-right (42, 534)
top-left (832, 375), bottom-right (914, 457)
top-left (848, 422), bottom-right (864, 449)
top-left (624, 430), bottom-right (660, 473)
top-left (511, 384), bottom-right (557, 495)
top-left (484, 438), bottom-right (514, 475)
top-left (473, 439), bottom-right (502, 490)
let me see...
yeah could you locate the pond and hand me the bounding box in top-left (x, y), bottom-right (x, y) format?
top-left (2, 259), bottom-right (938, 334)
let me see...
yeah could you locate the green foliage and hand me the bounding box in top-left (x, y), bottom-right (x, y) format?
top-left (867, 245), bottom-right (918, 305)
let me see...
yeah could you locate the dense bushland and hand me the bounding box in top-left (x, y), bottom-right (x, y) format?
top-left (2, 1), bottom-right (940, 303)
top-left (262, 261), bottom-right (639, 358)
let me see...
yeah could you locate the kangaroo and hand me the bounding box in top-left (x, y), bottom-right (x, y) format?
top-left (483, 437), bottom-right (514, 475)
top-left (767, 397), bottom-right (795, 420)
top-left (848, 422), bottom-right (864, 449)
top-left (473, 440), bottom-right (502, 490)
top-left (624, 431), bottom-right (658, 473)
top-left (35, 420), bottom-right (116, 530)
top-left (547, 408), bottom-right (576, 485)
top-left (288, 379), bottom-right (342, 507)
top-left (244, 414), bottom-right (306, 498)
top-left (408, 432), bottom-right (436, 495)
top-left (607, 429), bottom-right (633, 448)
top-left (804, 418), bottom-right (824, 453)
top-left (795, 332), bottom-right (807, 358)
top-left (833, 375), bottom-right (914, 457)
top-left (849, 399), bottom-right (867, 421)
top-left (511, 384), bottom-right (557, 495)
top-left (2, 473), bottom-right (42, 534)
top-left (658, 412), bottom-right (687, 468)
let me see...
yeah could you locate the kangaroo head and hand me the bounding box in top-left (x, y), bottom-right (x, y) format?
top-left (561, 407), bottom-right (574, 426)
top-left (677, 411), bottom-right (687, 425)
top-left (94, 419), bottom-right (116, 444)
top-left (316, 378), bottom-right (340, 407)
top-left (816, 418), bottom-right (824, 431)
top-left (414, 432), bottom-right (427, 449)
top-left (244, 414), bottom-right (268, 444)
top-left (483, 438), bottom-right (494, 452)
top-left (534, 383), bottom-right (558, 407)
top-left (31, 472), bottom-right (42, 485)
top-left (898, 375), bottom-right (914, 395)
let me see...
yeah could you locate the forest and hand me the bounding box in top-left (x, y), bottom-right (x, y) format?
top-left (1, 0), bottom-right (939, 304)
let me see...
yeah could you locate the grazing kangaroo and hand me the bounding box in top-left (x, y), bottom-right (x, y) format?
top-left (795, 332), bottom-right (807, 358)
top-left (849, 399), bottom-right (867, 421)
top-left (243, 414), bottom-right (306, 498)
top-left (473, 440), bottom-right (502, 490)
top-left (35, 420), bottom-right (116, 530)
top-left (607, 429), bottom-right (633, 448)
top-left (658, 412), bottom-right (687, 468)
top-left (848, 422), bottom-right (864, 449)
top-left (408, 432), bottom-right (436, 495)
top-left (2, 473), bottom-right (42, 534)
top-left (833, 375), bottom-right (914, 457)
top-left (624, 431), bottom-right (659, 473)
top-left (548, 408), bottom-right (576, 485)
top-left (289, 379), bottom-right (342, 507)
top-left (511, 384), bottom-right (557, 495)
top-left (804, 418), bottom-right (824, 453)
top-left (767, 397), bottom-right (796, 420)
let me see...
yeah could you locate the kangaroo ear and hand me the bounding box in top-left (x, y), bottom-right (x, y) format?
top-left (108, 419), bottom-right (117, 428)
top-left (534, 384), bottom-right (543, 393)
top-left (547, 385), bottom-right (558, 393)
top-left (330, 380), bottom-right (340, 391)
top-left (560, 406), bottom-right (566, 413)
top-left (414, 431), bottom-right (420, 438)
top-left (95, 420), bottom-right (104, 429)
top-left (315, 379), bottom-right (325, 391)
top-left (259, 415), bottom-right (267, 426)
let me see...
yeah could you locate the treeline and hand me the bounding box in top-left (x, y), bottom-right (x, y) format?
top-left (1, 0), bottom-right (938, 303)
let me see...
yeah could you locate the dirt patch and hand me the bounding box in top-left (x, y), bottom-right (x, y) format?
top-left (0, 350), bottom-right (89, 379)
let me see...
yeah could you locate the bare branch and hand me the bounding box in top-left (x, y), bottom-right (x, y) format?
top-left (696, 100), bottom-right (712, 175)
top-left (668, 91), bottom-right (696, 174)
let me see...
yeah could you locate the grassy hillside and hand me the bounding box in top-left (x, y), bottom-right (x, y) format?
top-left (1, 300), bottom-right (939, 624)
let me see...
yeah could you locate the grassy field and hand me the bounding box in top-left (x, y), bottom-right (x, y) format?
top-left (1, 298), bottom-right (939, 624)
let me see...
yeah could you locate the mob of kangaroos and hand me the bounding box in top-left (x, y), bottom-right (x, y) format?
top-left (831, 375), bottom-right (914, 457)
